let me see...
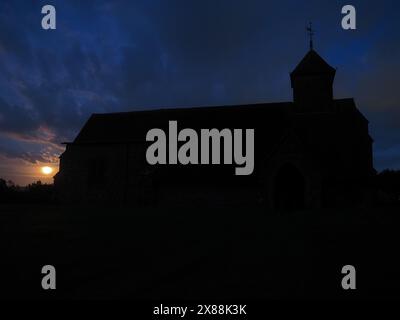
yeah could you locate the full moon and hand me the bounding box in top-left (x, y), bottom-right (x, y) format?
top-left (41, 166), bottom-right (53, 175)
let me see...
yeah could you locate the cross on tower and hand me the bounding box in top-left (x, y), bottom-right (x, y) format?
top-left (307, 22), bottom-right (314, 50)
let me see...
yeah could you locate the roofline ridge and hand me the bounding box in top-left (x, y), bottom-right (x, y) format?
top-left (89, 101), bottom-right (295, 116)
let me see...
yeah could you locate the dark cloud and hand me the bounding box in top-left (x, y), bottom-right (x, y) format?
top-left (0, 135), bottom-right (58, 164)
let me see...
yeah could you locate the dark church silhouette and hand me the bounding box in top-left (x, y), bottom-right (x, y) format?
top-left (54, 47), bottom-right (375, 210)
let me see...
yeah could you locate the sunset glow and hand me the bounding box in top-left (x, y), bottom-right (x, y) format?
top-left (41, 166), bottom-right (54, 175)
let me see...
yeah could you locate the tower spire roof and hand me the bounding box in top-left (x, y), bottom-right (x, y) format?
top-left (290, 50), bottom-right (335, 77)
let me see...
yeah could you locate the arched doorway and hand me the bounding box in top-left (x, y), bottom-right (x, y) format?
top-left (273, 164), bottom-right (306, 211)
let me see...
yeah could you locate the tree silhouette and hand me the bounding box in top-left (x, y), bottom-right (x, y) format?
top-left (375, 169), bottom-right (400, 203)
top-left (0, 178), bottom-right (54, 204)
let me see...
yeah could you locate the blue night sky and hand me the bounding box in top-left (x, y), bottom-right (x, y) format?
top-left (0, 0), bottom-right (399, 184)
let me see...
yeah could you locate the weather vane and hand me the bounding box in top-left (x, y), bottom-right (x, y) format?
top-left (307, 22), bottom-right (314, 50)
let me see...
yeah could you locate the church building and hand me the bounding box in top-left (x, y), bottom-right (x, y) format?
top-left (54, 47), bottom-right (375, 210)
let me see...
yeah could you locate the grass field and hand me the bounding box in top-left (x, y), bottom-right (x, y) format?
top-left (1, 203), bottom-right (399, 299)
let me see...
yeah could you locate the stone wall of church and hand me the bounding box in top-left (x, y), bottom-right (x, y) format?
top-left (56, 143), bottom-right (130, 203)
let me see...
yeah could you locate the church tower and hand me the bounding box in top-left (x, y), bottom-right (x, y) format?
top-left (290, 49), bottom-right (336, 107)
top-left (290, 24), bottom-right (336, 109)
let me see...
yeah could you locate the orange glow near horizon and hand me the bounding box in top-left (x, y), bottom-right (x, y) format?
top-left (0, 154), bottom-right (59, 186)
top-left (41, 166), bottom-right (54, 175)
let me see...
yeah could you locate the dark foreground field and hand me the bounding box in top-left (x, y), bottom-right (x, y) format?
top-left (0, 203), bottom-right (399, 300)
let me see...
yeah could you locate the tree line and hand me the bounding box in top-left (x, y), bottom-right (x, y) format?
top-left (0, 169), bottom-right (399, 205)
top-left (0, 179), bottom-right (54, 204)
